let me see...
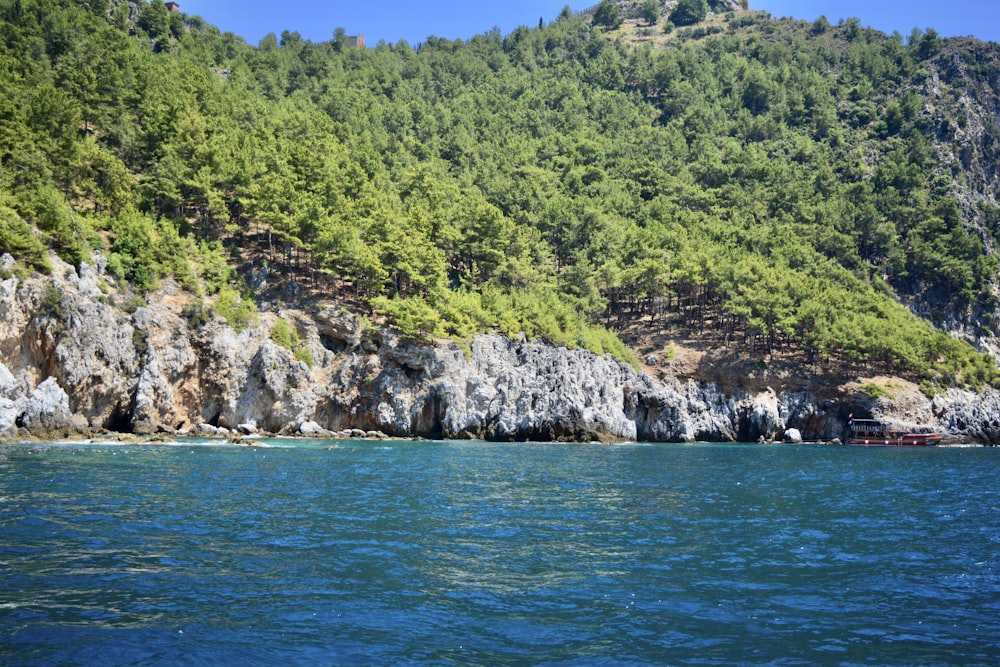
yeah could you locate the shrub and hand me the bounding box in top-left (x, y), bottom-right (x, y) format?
top-left (182, 303), bottom-right (212, 328)
top-left (214, 286), bottom-right (257, 332)
top-left (132, 328), bottom-right (149, 362)
top-left (670, 0), bottom-right (708, 27)
top-left (271, 316), bottom-right (298, 350)
top-left (271, 315), bottom-right (313, 367)
top-left (859, 382), bottom-right (892, 400)
top-left (294, 346), bottom-right (314, 368)
top-left (41, 284), bottom-right (63, 319)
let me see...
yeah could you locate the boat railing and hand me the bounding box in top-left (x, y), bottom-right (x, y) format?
top-left (849, 420), bottom-right (887, 434)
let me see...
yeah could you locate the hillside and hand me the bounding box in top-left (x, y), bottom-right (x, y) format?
top-left (2, 0), bottom-right (1000, 410)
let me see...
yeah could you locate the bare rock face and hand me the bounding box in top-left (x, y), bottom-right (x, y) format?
top-left (131, 301), bottom-right (199, 433)
top-left (3, 253), bottom-right (1000, 444)
top-left (613, 0), bottom-right (747, 21)
top-left (741, 389), bottom-right (783, 442)
top-left (0, 363), bottom-right (26, 437)
top-left (0, 260), bottom-right (137, 432)
top-left (21, 377), bottom-right (87, 433)
top-left (50, 264), bottom-right (138, 427)
top-left (780, 390), bottom-right (832, 440)
top-left (933, 388), bottom-right (1000, 444)
top-left (183, 318), bottom-right (316, 433)
top-left (711, 0), bottom-right (748, 12)
top-left (0, 277), bottom-right (29, 354)
top-left (428, 335), bottom-right (638, 442)
top-left (231, 338), bottom-right (316, 432)
top-left (626, 379), bottom-right (731, 442)
top-left (313, 306), bottom-right (364, 350)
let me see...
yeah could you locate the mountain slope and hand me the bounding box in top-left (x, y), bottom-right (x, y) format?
top-left (1, 0), bottom-right (1000, 400)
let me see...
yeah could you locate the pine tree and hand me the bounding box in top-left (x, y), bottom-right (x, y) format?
top-left (670, 0), bottom-right (707, 27)
top-left (641, 0), bottom-right (662, 26)
top-left (592, 0), bottom-right (623, 30)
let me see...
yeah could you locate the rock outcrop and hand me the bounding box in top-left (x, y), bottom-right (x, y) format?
top-left (0, 252), bottom-right (998, 444)
top-left (933, 388), bottom-right (1000, 445)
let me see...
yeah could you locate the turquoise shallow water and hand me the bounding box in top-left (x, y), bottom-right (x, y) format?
top-left (1, 439), bottom-right (999, 665)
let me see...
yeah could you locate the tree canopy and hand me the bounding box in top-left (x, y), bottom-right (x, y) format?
top-left (670, 0), bottom-right (709, 27)
top-left (641, 0), bottom-right (661, 27)
top-left (593, 1), bottom-right (624, 31)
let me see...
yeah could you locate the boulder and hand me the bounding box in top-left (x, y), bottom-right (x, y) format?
top-left (299, 420), bottom-right (333, 437)
top-left (237, 421), bottom-right (259, 435)
top-left (197, 423), bottom-right (230, 436)
top-left (313, 307), bottom-right (363, 349)
top-left (22, 377), bottom-right (85, 433)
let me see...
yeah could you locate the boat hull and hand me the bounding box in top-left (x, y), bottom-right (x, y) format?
top-left (846, 434), bottom-right (940, 447)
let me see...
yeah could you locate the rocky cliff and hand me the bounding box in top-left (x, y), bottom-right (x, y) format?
top-left (1, 252), bottom-right (998, 444)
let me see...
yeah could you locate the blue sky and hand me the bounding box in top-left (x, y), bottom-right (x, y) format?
top-left (755, 1), bottom-right (999, 43)
top-left (182, 1), bottom-right (1000, 47)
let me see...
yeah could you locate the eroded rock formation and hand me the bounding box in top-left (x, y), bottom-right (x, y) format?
top-left (1, 253), bottom-right (998, 444)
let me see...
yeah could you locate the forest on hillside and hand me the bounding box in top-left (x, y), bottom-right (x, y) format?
top-left (2, 0), bottom-right (1000, 392)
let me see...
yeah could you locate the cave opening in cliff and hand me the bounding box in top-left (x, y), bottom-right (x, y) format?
top-left (107, 405), bottom-right (134, 433)
top-left (319, 335), bottom-right (347, 354)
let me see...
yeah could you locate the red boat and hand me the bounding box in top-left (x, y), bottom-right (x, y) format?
top-left (847, 418), bottom-right (941, 447)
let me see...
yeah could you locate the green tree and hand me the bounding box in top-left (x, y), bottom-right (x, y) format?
top-left (138, 0), bottom-right (171, 41)
top-left (0, 199), bottom-right (52, 273)
top-left (592, 0), bottom-right (623, 30)
top-left (670, 0), bottom-right (707, 27)
top-left (641, 0), bottom-right (662, 26)
top-left (811, 15), bottom-right (830, 35)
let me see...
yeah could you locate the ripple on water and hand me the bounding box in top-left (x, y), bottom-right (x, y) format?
top-left (2, 441), bottom-right (1000, 665)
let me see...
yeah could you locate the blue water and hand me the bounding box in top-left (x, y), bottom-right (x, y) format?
top-left (2, 440), bottom-right (999, 666)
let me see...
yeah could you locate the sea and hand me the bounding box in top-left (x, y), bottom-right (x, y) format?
top-left (1, 438), bottom-right (999, 666)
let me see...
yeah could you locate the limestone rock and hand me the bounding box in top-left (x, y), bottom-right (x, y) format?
top-left (0, 362), bottom-right (21, 399)
top-left (431, 335), bottom-right (638, 442)
top-left (130, 299), bottom-right (199, 433)
top-left (22, 377), bottom-right (85, 433)
top-left (314, 307), bottom-right (363, 350)
top-left (741, 389), bottom-right (782, 442)
top-left (784, 428), bottom-right (803, 443)
top-left (17, 270), bottom-right (140, 428)
top-left (780, 390), bottom-right (832, 439)
top-left (237, 421), bottom-right (258, 435)
top-left (299, 420), bottom-right (334, 437)
top-left (0, 276), bottom-right (27, 346)
top-left (933, 388), bottom-right (1000, 444)
top-left (197, 423), bottom-right (231, 436)
top-left (3, 253), bottom-right (1000, 444)
top-left (0, 397), bottom-right (25, 437)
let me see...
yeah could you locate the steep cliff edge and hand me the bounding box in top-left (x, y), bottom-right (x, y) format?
top-left (1, 253), bottom-right (997, 444)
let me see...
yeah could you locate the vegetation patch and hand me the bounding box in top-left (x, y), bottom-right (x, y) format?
top-left (271, 315), bottom-right (313, 368)
top-left (859, 382), bottom-right (892, 400)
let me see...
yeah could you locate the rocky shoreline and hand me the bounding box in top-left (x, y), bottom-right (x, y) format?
top-left (2, 253), bottom-right (999, 445)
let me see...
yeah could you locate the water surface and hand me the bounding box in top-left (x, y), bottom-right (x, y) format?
top-left (2, 440), bottom-right (999, 665)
